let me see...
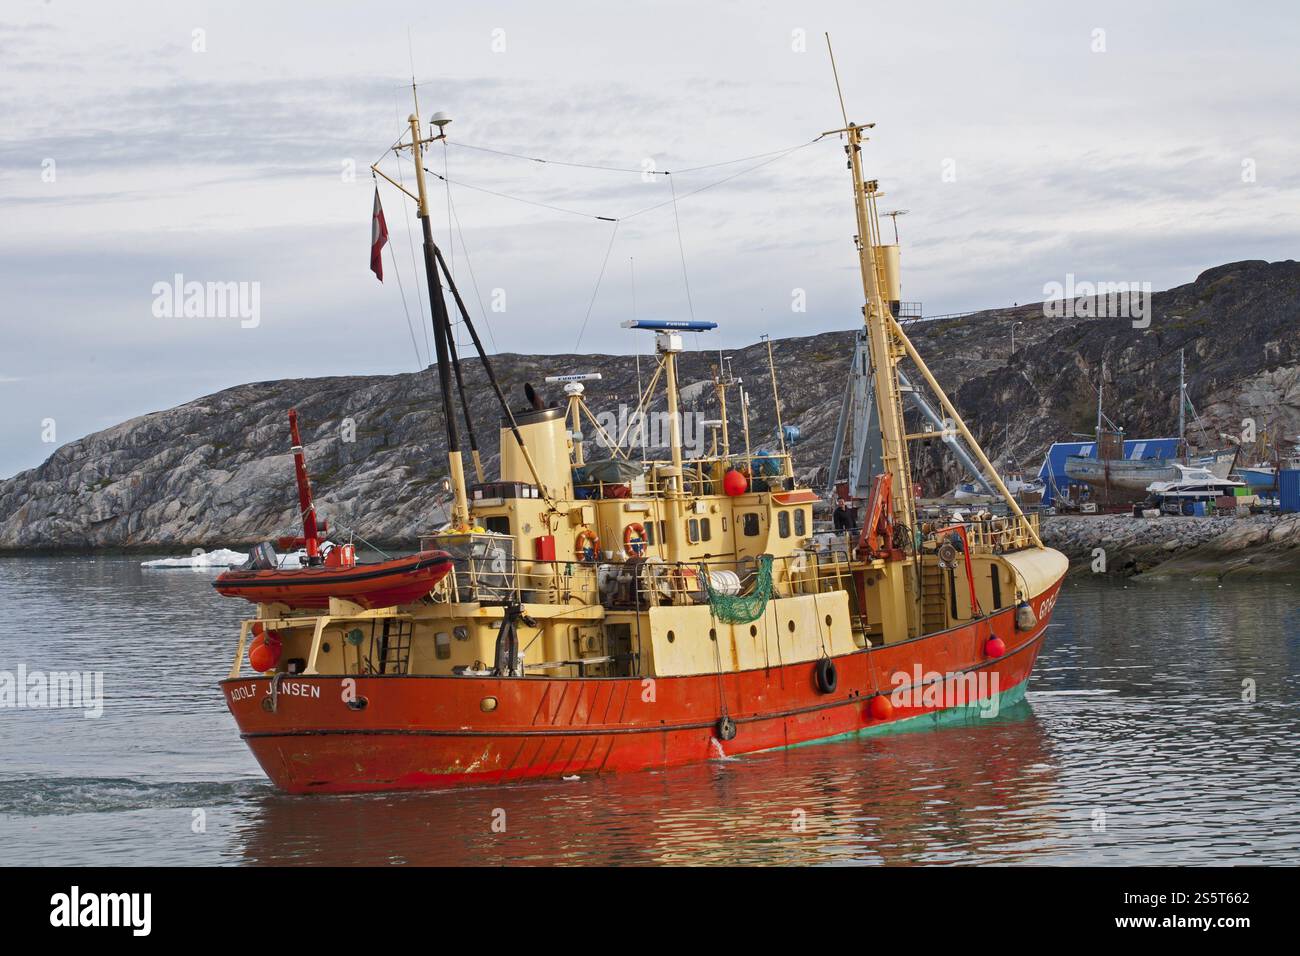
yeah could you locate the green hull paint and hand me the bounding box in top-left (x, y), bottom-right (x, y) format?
top-left (772, 679), bottom-right (1031, 753)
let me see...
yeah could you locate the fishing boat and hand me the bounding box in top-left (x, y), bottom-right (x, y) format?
top-left (1233, 436), bottom-right (1300, 493)
top-left (213, 409), bottom-right (453, 610)
top-left (215, 55), bottom-right (1067, 794)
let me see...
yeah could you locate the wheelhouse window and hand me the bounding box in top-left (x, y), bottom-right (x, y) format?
top-left (742, 512), bottom-right (760, 537)
top-left (778, 510), bottom-right (791, 538)
top-left (793, 509), bottom-right (806, 536)
top-left (484, 515), bottom-right (510, 536)
top-left (687, 518), bottom-right (712, 544)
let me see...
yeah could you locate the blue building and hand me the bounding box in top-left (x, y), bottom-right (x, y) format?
top-left (1036, 437), bottom-right (1182, 506)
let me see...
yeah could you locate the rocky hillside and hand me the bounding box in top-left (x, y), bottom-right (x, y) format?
top-left (2, 259), bottom-right (1297, 551)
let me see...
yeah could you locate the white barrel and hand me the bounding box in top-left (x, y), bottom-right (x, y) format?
top-left (705, 570), bottom-right (741, 596)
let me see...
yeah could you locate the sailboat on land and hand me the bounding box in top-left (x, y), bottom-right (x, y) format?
top-left (214, 54), bottom-right (1067, 794)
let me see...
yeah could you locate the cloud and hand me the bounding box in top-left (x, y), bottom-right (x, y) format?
top-left (3, 0), bottom-right (1300, 479)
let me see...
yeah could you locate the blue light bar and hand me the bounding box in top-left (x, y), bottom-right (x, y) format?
top-left (620, 319), bottom-right (718, 331)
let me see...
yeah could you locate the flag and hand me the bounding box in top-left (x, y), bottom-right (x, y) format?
top-left (370, 188), bottom-right (388, 281)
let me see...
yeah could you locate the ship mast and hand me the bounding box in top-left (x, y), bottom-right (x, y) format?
top-left (368, 90), bottom-right (471, 528)
top-left (824, 35), bottom-right (1043, 548)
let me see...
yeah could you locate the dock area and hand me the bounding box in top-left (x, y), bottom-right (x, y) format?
top-left (1042, 512), bottom-right (1300, 578)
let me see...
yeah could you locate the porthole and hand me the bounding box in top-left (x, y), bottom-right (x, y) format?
top-left (709, 628), bottom-right (717, 641)
top-left (453, 625), bottom-right (470, 641)
top-left (787, 620), bottom-right (796, 633)
top-left (749, 624), bottom-right (758, 637)
top-left (667, 630), bottom-right (676, 643)
top-left (825, 615), bottom-right (833, 628)
top-left (321, 641), bottom-right (332, 653)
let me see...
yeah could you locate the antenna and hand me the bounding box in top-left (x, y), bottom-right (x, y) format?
top-left (883, 209), bottom-right (910, 244)
top-left (825, 33), bottom-right (849, 129)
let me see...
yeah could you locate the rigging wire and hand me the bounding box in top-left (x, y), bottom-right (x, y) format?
top-left (572, 220), bottom-right (622, 352)
top-left (378, 174), bottom-right (429, 373)
top-left (445, 184), bottom-right (499, 355)
top-left (667, 173), bottom-right (696, 323)
top-left (442, 138), bottom-right (455, 279)
top-left (424, 167), bottom-right (615, 222)
top-left (445, 137), bottom-right (821, 177)
top-left (420, 134), bottom-right (826, 225)
top-left (392, 149), bottom-right (432, 367)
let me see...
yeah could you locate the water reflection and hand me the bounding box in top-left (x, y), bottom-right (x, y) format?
top-left (230, 702), bottom-right (1060, 866)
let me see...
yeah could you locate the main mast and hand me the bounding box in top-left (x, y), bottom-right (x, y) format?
top-left (825, 35), bottom-right (1043, 549)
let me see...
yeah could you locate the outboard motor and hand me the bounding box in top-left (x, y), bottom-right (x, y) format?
top-left (245, 541), bottom-right (279, 571)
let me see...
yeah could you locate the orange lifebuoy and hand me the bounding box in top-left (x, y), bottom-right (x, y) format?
top-left (623, 522), bottom-right (647, 556)
top-left (575, 529), bottom-right (600, 561)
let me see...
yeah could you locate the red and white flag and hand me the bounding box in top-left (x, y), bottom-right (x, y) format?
top-left (370, 188), bottom-right (388, 281)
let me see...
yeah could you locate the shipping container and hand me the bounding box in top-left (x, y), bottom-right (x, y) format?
top-left (1281, 469), bottom-right (1300, 513)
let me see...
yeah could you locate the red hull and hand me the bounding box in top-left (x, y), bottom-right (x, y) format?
top-left (213, 550), bottom-right (452, 610)
top-left (223, 582), bottom-right (1062, 794)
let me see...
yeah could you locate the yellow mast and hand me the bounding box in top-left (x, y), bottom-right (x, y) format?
top-left (824, 35), bottom-right (1043, 549)
top-left (660, 331), bottom-right (688, 561)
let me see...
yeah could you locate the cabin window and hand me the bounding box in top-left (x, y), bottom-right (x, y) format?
top-left (990, 566), bottom-right (1002, 610)
top-left (794, 509), bottom-right (807, 536)
top-left (687, 518), bottom-right (699, 543)
top-left (700, 518), bottom-right (712, 542)
top-left (778, 510), bottom-right (791, 538)
top-left (435, 632), bottom-right (452, 660)
top-left (645, 522), bottom-right (655, 545)
top-left (742, 512), bottom-right (760, 537)
top-left (484, 515), bottom-right (510, 536)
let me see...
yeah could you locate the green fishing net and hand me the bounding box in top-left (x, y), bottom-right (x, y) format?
top-left (704, 555), bottom-right (774, 624)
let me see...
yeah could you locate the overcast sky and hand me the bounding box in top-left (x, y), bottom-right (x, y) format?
top-left (2, 0), bottom-right (1298, 478)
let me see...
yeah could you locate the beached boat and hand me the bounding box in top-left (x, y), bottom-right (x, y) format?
top-left (1147, 464), bottom-right (1245, 501)
top-left (1065, 352), bottom-right (1236, 500)
top-left (215, 58), bottom-right (1067, 794)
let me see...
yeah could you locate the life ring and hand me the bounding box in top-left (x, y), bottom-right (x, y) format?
top-left (623, 522), bottom-right (648, 556)
top-left (814, 657), bottom-right (838, 695)
top-left (574, 529), bottom-right (600, 562)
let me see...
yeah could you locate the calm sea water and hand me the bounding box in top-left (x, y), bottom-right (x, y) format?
top-left (0, 555), bottom-right (1297, 866)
